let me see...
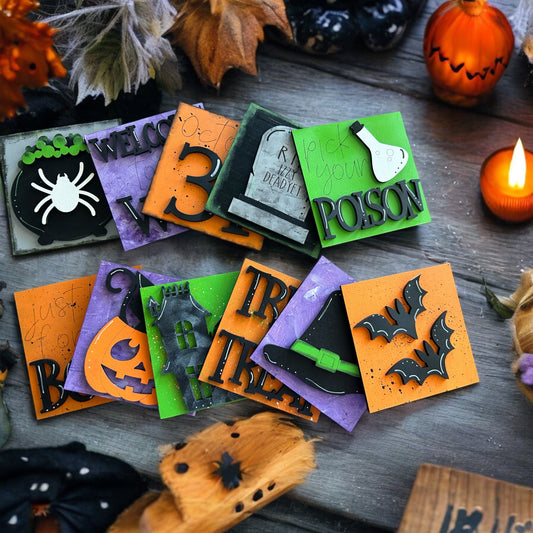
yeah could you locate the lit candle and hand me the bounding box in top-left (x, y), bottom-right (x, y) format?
top-left (480, 138), bottom-right (533, 223)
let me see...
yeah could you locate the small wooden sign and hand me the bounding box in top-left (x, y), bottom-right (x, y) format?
top-left (85, 111), bottom-right (189, 251)
top-left (14, 275), bottom-right (112, 419)
top-left (65, 262), bottom-right (177, 408)
top-left (292, 112), bottom-right (431, 248)
top-left (342, 263), bottom-right (478, 412)
top-left (142, 102), bottom-right (263, 250)
top-left (140, 272), bottom-right (241, 419)
top-left (398, 464), bottom-right (533, 533)
top-left (250, 256), bottom-right (366, 431)
top-left (205, 103), bottom-right (320, 257)
top-left (1, 120), bottom-right (119, 255)
top-left (199, 259), bottom-right (320, 421)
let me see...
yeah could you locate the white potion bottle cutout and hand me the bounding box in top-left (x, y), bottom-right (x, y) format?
top-left (350, 121), bottom-right (408, 183)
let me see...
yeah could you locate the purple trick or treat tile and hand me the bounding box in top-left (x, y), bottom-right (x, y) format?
top-left (85, 111), bottom-right (188, 251)
top-left (65, 261), bottom-right (178, 407)
top-left (251, 256), bottom-right (367, 431)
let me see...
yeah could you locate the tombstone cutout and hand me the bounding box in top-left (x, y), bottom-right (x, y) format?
top-left (292, 112), bottom-right (431, 248)
top-left (65, 262), bottom-right (178, 408)
top-left (199, 259), bottom-right (320, 421)
top-left (342, 264), bottom-right (479, 412)
top-left (251, 256), bottom-right (366, 432)
top-left (206, 103), bottom-right (321, 257)
top-left (85, 110), bottom-right (191, 251)
top-left (140, 272), bottom-right (241, 419)
top-left (13, 275), bottom-right (112, 419)
top-left (141, 102), bottom-right (263, 250)
top-left (0, 120), bottom-right (119, 255)
top-left (228, 125), bottom-right (311, 243)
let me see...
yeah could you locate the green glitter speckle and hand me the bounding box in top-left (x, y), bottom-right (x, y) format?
top-left (19, 133), bottom-right (89, 168)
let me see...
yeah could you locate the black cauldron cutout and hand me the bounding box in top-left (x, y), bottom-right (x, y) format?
top-left (11, 133), bottom-right (112, 245)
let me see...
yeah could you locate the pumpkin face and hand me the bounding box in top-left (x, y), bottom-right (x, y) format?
top-left (423, 0), bottom-right (514, 106)
top-left (84, 317), bottom-right (157, 406)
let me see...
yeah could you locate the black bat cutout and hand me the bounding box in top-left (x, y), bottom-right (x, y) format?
top-left (355, 275), bottom-right (427, 342)
top-left (386, 311), bottom-right (455, 386)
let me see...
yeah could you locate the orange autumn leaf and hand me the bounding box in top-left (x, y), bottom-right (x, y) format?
top-left (170, 0), bottom-right (292, 89)
top-left (0, 0), bottom-right (66, 121)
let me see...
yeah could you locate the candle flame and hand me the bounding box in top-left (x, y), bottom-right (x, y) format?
top-left (509, 138), bottom-right (526, 189)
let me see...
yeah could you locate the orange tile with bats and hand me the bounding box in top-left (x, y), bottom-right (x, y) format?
top-left (342, 263), bottom-right (479, 413)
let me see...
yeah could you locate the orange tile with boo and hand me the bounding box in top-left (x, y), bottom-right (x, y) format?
top-left (14, 275), bottom-right (112, 419)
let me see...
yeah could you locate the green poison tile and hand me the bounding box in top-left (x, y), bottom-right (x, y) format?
top-left (292, 112), bottom-right (431, 248)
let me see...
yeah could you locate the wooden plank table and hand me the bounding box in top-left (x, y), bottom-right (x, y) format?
top-left (1, 0), bottom-right (532, 530)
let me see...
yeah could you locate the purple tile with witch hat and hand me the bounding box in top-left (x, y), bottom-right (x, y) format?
top-left (85, 110), bottom-right (191, 250)
top-left (251, 256), bottom-right (367, 431)
top-left (65, 261), bottom-right (178, 407)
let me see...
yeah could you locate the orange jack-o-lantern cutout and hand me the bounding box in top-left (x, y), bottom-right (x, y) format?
top-left (423, 0), bottom-right (514, 107)
top-left (84, 317), bottom-right (157, 406)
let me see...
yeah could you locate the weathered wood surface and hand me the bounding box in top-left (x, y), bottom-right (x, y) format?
top-left (397, 464), bottom-right (533, 532)
top-left (1, 0), bottom-right (532, 531)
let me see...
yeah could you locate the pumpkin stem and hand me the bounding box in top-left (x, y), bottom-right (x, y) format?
top-left (459, 0), bottom-right (487, 16)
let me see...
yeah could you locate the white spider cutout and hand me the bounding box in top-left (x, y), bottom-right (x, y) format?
top-left (30, 162), bottom-right (100, 225)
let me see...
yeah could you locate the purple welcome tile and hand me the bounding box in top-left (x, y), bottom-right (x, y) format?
top-left (65, 261), bottom-right (178, 407)
top-left (85, 111), bottom-right (189, 250)
top-left (251, 256), bottom-right (367, 431)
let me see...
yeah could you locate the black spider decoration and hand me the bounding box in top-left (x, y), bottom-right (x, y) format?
top-left (214, 452), bottom-right (243, 490)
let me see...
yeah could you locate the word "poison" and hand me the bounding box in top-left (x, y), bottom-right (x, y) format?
top-left (314, 179), bottom-right (425, 240)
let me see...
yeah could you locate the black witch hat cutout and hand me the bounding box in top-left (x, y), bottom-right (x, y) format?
top-left (264, 290), bottom-right (363, 395)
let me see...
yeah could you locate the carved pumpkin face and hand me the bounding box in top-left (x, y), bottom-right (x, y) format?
top-left (84, 317), bottom-right (157, 406)
top-left (423, 0), bottom-right (514, 107)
